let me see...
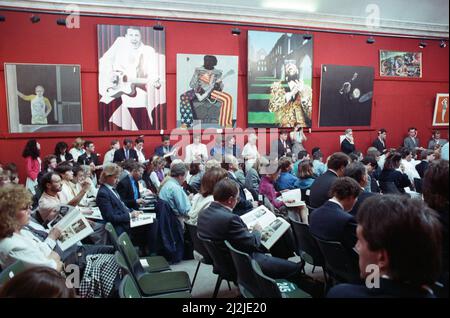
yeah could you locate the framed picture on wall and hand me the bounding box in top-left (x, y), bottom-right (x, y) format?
top-left (176, 53), bottom-right (238, 129)
top-left (4, 63), bottom-right (82, 133)
top-left (97, 24), bottom-right (166, 131)
top-left (379, 50), bottom-right (422, 78)
top-left (432, 93), bottom-right (449, 126)
top-left (319, 64), bottom-right (374, 127)
top-left (247, 31), bottom-right (313, 128)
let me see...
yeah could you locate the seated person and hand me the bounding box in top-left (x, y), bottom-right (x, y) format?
top-left (428, 130), bottom-right (447, 150)
top-left (187, 162), bottom-right (204, 194)
top-left (292, 150), bottom-right (310, 177)
top-left (244, 157), bottom-right (264, 201)
top-left (312, 150), bottom-right (327, 177)
top-left (158, 163), bottom-right (191, 217)
top-left (187, 167), bottom-right (228, 225)
top-left (295, 160), bottom-right (316, 190)
top-left (148, 156), bottom-right (166, 191)
top-left (379, 151), bottom-right (411, 194)
top-left (116, 162), bottom-right (146, 210)
top-left (309, 177), bottom-right (361, 255)
top-left (53, 164), bottom-right (91, 207)
top-left (275, 157), bottom-right (300, 191)
top-left (96, 164), bottom-right (158, 254)
top-left (197, 179), bottom-right (304, 287)
top-left (328, 195), bottom-right (442, 298)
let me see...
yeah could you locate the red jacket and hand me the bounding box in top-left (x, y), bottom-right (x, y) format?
top-left (25, 156), bottom-right (40, 181)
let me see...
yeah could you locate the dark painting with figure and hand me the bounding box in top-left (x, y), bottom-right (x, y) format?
top-left (5, 63), bottom-right (82, 133)
top-left (177, 53), bottom-right (238, 129)
top-left (319, 65), bottom-right (374, 127)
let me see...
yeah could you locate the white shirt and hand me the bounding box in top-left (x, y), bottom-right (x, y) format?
top-left (69, 147), bottom-right (85, 163)
top-left (0, 231), bottom-right (57, 270)
top-left (135, 147), bottom-right (146, 163)
top-left (185, 143), bottom-right (208, 163)
top-left (328, 198), bottom-right (344, 210)
top-left (187, 194), bottom-right (214, 225)
top-left (242, 143), bottom-right (259, 171)
top-left (103, 148), bottom-right (116, 165)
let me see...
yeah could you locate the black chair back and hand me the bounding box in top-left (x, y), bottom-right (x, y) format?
top-left (197, 235), bottom-right (236, 282)
top-left (224, 241), bottom-right (258, 297)
top-left (314, 237), bottom-right (360, 284)
top-left (289, 217), bottom-right (325, 267)
top-left (184, 222), bottom-right (213, 264)
top-left (250, 259), bottom-right (283, 298)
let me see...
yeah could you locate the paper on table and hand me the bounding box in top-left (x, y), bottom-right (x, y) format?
top-left (281, 189), bottom-right (305, 207)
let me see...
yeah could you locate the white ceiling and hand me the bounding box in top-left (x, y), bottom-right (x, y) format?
top-left (1, 0), bottom-right (448, 37)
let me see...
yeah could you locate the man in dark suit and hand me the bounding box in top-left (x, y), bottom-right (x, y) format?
top-left (344, 161), bottom-right (378, 217)
top-left (372, 128), bottom-right (387, 153)
top-left (154, 135), bottom-right (177, 167)
top-left (310, 177), bottom-right (361, 254)
top-left (272, 131), bottom-right (292, 159)
top-left (340, 128), bottom-right (356, 155)
top-left (113, 138), bottom-right (138, 163)
top-left (197, 179), bottom-right (303, 284)
top-left (415, 149), bottom-right (435, 179)
top-left (116, 162), bottom-right (146, 210)
top-left (327, 195), bottom-right (441, 298)
top-left (309, 152), bottom-right (350, 208)
top-left (96, 163), bottom-right (157, 254)
top-left (77, 140), bottom-right (100, 167)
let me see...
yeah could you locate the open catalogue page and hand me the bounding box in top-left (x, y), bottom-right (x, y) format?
top-left (47, 205), bottom-right (94, 251)
top-left (240, 205), bottom-right (291, 250)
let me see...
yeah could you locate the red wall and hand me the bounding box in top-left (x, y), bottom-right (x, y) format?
top-left (0, 10), bottom-right (448, 181)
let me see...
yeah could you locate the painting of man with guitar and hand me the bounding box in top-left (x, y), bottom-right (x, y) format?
top-left (98, 25), bottom-right (166, 130)
top-left (177, 54), bottom-right (238, 129)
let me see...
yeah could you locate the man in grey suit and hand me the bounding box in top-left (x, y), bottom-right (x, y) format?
top-left (403, 127), bottom-right (425, 152)
top-left (428, 130), bottom-right (448, 150)
top-left (197, 178), bottom-right (303, 285)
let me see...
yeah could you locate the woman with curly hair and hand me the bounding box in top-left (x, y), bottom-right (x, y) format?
top-left (22, 139), bottom-right (41, 195)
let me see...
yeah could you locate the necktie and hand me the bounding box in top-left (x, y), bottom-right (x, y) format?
top-left (125, 149), bottom-right (129, 160)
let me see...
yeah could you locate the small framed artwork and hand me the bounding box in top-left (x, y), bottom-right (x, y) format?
top-left (4, 63), bottom-right (83, 133)
top-left (379, 50), bottom-right (422, 78)
top-left (432, 93), bottom-right (449, 126)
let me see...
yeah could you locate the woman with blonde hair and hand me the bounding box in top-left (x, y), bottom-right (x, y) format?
top-left (69, 137), bottom-right (85, 163)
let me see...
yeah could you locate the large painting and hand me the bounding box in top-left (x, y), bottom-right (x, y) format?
top-left (247, 31), bottom-right (313, 128)
top-left (432, 93), bottom-right (449, 126)
top-left (177, 54), bottom-right (238, 129)
top-left (380, 50), bottom-right (422, 78)
top-left (97, 25), bottom-right (166, 131)
top-left (319, 65), bottom-right (374, 127)
top-left (5, 63), bottom-right (82, 133)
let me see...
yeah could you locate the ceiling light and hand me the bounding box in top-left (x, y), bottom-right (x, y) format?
top-left (231, 28), bottom-right (241, 36)
top-left (440, 40), bottom-right (447, 48)
top-left (30, 15), bottom-right (40, 23)
top-left (153, 23), bottom-right (164, 31)
top-left (419, 41), bottom-right (427, 48)
top-left (367, 36), bottom-right (375, 44)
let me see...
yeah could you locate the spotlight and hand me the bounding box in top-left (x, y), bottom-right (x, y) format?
top-left (56, 18), bottom-right (66, 26)
top-left (0, 15), bottom-right (5, 22)
top-left (153, 23), bottom-right (164, 31)
top-left (419, 41), bottom-right (427, 48)
top-left (231, 28), bottom-right (241, 36)
top-left (366, 36), bottom-right (375, 44)
top-left (440, 40), bottom-right (447, 48)
top-left (30, 15), bottom-right (40, 23)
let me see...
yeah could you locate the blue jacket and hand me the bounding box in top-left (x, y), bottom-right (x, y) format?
top-left (275, 172), bottom-right (299, 191)
top-left (156, 199), bottom-right (184, 263)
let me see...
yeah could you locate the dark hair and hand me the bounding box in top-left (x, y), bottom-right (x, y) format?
top-left (357, 195), bottom-right (442, 286)
top-left (110, 139), bottom-right (119, 146)
top-left (344, 162), bottom-right (367, 184)
top-left (3, 162), bottom-right (17, 173)
top-left (378, 128), bottom-right (387, 135)
top-left (423, 160), bottom-right (449, 212)
top-left (54, 164), bottom-right (72, 175)
top-left (433, 130), bottom-right (441, 137)
top-left (22, 139), bottom-right (40, 159)
top-left (42, 155), bottom-right (57, 172)
top-left (161, 135), bottom-right (170, 142)
top-left (200, 167), bottom-right (228, 197)
top-left (39, 172), bottom-right (58, 193)
top-left (213, 178), bottom-right (239, 202)
top-left (0, 267), bottom-right (75, 298)
top-left (203, 55), bottom-right (218, 70)
top-left (311, 147), bottom-right (321, 156)
top-left (398, 147), bottom-right (412, 159)
top-left (361, 155), bottom-right (378, 169)
top-left (123, 138), bottom-right (133, 145)
top-left (312, 150), bottom-right (323, 161)
top-left (367, 147), bottom-right (381, 158)
top-left (188, 162), bottom-right (200, 176)
top-left (408, 127), bottom-right (417, 132)
top-left (329, 177), bottom-right (361, 200)
top-left (54, 141), bottom-right (68, 156)
top-left (278, 157), bottom-right (292, 172)
top-left (130, 162), bottom-right (144, 172)
top-left (349, 153), bottom-right (359, 162)
top-left (327, 152), bottom-right (350, 171)
top-left (135, 137), bottom-right (144, 144)
top-left (297, 150), bottom-right (309, 161)
top-left (84, 140), bottom-right (94, 149)
top-left (298, 160), bottom-right (314, 179)
top-left (120, 159), bottom-right (137, 172)
top-left (383, 152), bottom-right (402, 170)
top-left (72, 164), bottom-right (84, 177)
